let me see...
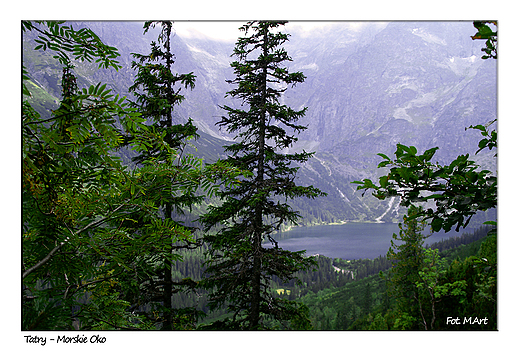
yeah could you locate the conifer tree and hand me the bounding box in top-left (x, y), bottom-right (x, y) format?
top-left (200, 21), bottom-right (325, 330)
top-left (126, 21), bottom-right (203, 330)
top-left (384, 205), bottom-right (427, 330)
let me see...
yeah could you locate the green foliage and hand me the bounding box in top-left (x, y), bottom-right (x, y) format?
top-left (350, 29), bottom-right (497, 329)
top-left (415, 248), bottom-right (468, 330)
top-left (418, 232), bottom-right (497, 330)
top-left (351, 31), bottom-right (497, 326)
top-left (200, 21), bottom-right (325, 330)
top-left (353, 137), bottom-right (496, 233)
top-left (121, 21), bottom-right (240, 330)
top-left (129, 21), bottom-right (196, 128)
top-left (368, 313), bottom-right (389, 330)
top-left (22, 20), bottom-right (237, 331)
top-left (296, 226), bottom-right (491, 331)
top-left (23, 20), bottom-right (498, 332)
top-left (471, 21), bottom-right (497, 60)
top-left (22, 22), bottom-right (157, 329)
top-left (417, 248), bottom-right (467, 301)
top-left (382, 206), bottom-right (427, 329)
top-left (466, 119), bottom-right (497, 156)
top-left (22, 21), bottom-right (121, 101)
top-left (22, 21), bottom-right (121, 69)
top-left (354, 129), bottom-right (497, 330)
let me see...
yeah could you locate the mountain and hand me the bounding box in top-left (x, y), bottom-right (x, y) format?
top-left (278, 22), bottom-right (497, 224)
top-left (22, 21), bottom-right (497, 225)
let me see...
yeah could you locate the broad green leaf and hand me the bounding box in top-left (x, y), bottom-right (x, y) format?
top-left (431, 217), bottom-right (443, 232)
top-left (379, 175), bottom-right (389, 188)
top-left (378, 160), bottom-right (391, 168)
top-left (483, 221), bottom-right (497, 226)
top-left (377, 153), bottom-right (391, 161)
top-left (422, 147), bottom-right (438, 162)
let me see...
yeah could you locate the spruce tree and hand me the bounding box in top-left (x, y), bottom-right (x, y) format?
top-left (384, 205), bottom-right (428, 329)
top-left (200, 21), bottom-right (325, 330)
top-left (127, 21), bottom-right (202, 330)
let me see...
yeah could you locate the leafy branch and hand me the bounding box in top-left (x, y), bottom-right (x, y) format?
top-left (23, 200), bottom-right (131, 280)
top-left (23, 21), bottom-right (121, 69)
top-left (471, 21), bottom-right (497, 60)
top-left (353, 143), bottom-right (496, 232)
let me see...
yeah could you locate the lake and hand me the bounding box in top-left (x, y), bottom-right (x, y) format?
top-left (267, 222), bottom-right (467, 260)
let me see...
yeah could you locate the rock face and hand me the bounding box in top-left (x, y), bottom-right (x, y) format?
top-left (283, 22), bottom-right (495, 155)
top-left (23, 21), bottom-right (497, 224)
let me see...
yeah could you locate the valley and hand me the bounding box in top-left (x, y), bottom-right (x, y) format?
top-left (22, 20), bottom-right (497, 333)
top-left (23, 21), bottom-right (497, 225)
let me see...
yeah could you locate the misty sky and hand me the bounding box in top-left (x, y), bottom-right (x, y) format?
top-left (172, 21), bottom-right (386, 42)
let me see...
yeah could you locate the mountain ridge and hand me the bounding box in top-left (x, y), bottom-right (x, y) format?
top-left (23, 21), bottom-right (497, 225)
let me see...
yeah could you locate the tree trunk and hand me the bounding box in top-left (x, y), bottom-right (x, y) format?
top-left (162, 22), bottom-right (174, 330)
top-left (249, 24), bottom-right (269, 330)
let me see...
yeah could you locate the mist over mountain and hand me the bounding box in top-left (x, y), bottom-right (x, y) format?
top-left (23, 21), bottom-right (497, 225)
top-left (288, 22), bottom-right (496, 160)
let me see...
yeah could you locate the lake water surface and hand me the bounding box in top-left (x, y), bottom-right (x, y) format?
top-left (269, 222), bottom-right (464, 260)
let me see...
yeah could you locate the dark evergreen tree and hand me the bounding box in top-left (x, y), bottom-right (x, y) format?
top-left (200, 21), bottom-right (325, 330)
top-left (127, 21), bottom-right (202, 330)
top-left (384, 205), bottom-right (428, 330)
top-left (363, 283), bottom-right (372, 316)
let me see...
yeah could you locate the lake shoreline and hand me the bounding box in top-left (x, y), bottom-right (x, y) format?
top-left (271, 222), bottom-right (403, 260)
top-left (271, 221), bottom-right (472, 260)
top-left (280, 219), bottom-right (399, 233)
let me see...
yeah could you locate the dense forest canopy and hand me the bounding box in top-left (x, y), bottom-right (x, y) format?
top-left (21, 20), bottom-right (497, 338)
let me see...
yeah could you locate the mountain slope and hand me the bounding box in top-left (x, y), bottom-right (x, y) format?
top-left (23, 21), bottom-right (497, 225)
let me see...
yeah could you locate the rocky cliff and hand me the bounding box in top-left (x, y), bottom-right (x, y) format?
top-left (23, 21), bottom-right (497, 224)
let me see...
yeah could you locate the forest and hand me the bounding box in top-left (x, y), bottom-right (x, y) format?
top-left (22, 20), bottom-right (497, 332)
